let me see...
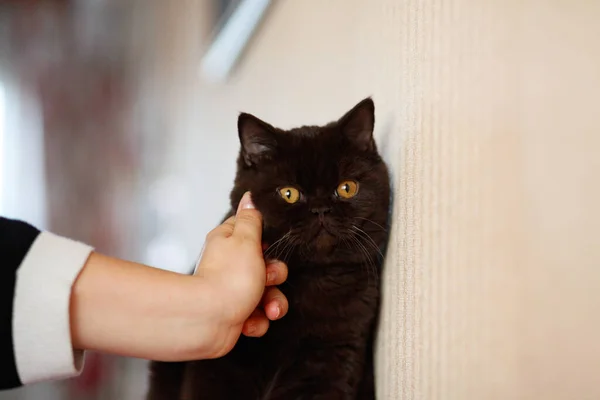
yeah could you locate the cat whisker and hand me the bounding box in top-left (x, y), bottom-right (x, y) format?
top-left (272, 239), bottom-right (292, 262)
top-left (342, 236), bottom-right (372, 287)
top-left (351, 225), bottom-right (384, 260)
top-left (353, 217), bottom-right (388, 233)
top-left (265, 232), bottom-right (288, 253)
top-left (265, 230), bottom-right (292, 260)
top-left (350, 226), bottom-right (382, 282)
top-left (282, 241), bottom-right (297, 265)
top-left (277, 234), bottom-right (297, 263)
top-left (347, 231), bottom-right (378, 282)
top-left (274, 231), bottom-right (300, 263)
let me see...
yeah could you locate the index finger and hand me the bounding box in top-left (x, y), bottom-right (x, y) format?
top-left (233, 192), bottom-right (263, 243)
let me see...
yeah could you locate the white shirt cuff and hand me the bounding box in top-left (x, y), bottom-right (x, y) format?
top-left (12, 232), bottom-right (93, 385)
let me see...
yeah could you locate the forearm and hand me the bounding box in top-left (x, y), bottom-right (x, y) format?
top-left (70, 252), bottom-right (217, 361)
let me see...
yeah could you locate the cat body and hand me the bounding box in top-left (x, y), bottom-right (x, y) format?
top-left (148, 98), bottom-right (390, 400)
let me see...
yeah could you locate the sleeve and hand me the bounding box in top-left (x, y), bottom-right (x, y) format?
top-left (0, 217), bottom-right (94, 390)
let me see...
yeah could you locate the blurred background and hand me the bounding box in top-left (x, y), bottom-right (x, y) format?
top-left (0, 0), bottom-right (267, 398)
top-left (0, 0), bottom-right (393, 398)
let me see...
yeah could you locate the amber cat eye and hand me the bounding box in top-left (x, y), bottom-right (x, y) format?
top-left (278, 187), bottom-right (301, 204)
top-left (336, 180), bottom-right (359, 198)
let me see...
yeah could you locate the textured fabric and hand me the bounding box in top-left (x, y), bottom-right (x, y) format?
top-left (13, 232), bottom-right (92, 386)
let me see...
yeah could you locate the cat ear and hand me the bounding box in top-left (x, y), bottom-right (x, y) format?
top-left (338, 97), bottom-right (375, 151)
top-left (238, 113), bottom-right (278, 166)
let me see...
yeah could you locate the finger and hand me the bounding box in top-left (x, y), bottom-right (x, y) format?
top-left (265, 261), bottom-right (288, 286)
top-left (262, 287), bottom-right (289, 320)
top-left (242, 309), bottom-right (269, 337)
top-left (206, 216), bottom-right (235, 241)
top-left (232, 192), bottom-right (263, 243)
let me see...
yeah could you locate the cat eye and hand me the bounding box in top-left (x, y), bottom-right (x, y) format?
top-left (336, 180), bottom-right (359, 199)
top-left (278, 187), bottom-right (301, 204)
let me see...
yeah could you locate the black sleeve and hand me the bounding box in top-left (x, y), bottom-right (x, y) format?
top-left (0, 217), bottom-right (41, 390)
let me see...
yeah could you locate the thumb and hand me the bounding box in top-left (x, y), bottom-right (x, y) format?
top-left (233, 192), bottom-right (263, 244)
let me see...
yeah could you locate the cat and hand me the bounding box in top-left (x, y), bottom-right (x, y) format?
top-left (147, 97), bottom-right (391, 400)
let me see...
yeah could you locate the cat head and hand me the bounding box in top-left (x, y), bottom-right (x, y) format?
top-left (230, 98), bottom-right (390, 264)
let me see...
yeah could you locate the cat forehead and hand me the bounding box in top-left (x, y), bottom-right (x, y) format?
top-left (272, 136), bottom-right (370, 185)
top-left (277, 128), bottom-right (344, 162)
top-left (252, 124), bottom-right (375, 180)
top-left (286, 125), bottom-right (323, 137)
top-left (278, 124), bottom-right (340, 148)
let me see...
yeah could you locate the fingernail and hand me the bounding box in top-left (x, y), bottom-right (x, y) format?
top-left (267, 271), bottom-right (277, 284)
top-left (274, 305), bottom-right (281, 319)
top-left (237, 192), bottom-right (255, 212)
top-left (246, 323), bottom-right (256, 335)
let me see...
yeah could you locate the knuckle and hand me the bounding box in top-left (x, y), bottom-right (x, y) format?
top-left (206, 228), bottom-right (223, 243)
top-left (207, 233), bottom-right (227, 249)
top-left (205, 229), bottom-right (218, 241)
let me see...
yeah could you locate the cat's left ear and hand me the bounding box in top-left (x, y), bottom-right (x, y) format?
top-left (338, 97), bottom-right (375, 152)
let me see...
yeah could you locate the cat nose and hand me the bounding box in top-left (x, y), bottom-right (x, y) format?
top-left (311, 206), bottom-right (331, 215)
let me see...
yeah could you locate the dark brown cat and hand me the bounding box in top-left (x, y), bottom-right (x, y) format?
top-left (148, 98), bottom-right (391, 400)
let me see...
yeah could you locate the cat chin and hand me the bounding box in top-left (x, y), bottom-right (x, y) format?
top-left (312, 231), bottom-right (337, 254)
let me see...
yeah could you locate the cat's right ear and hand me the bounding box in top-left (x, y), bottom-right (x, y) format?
top-left (238, 113), bottom-right (278, 166)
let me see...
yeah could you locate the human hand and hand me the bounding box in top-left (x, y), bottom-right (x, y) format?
top-left (193, 192), bottom-right (289, 358)
top-left (70, 192), bottom-right (287, 362)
